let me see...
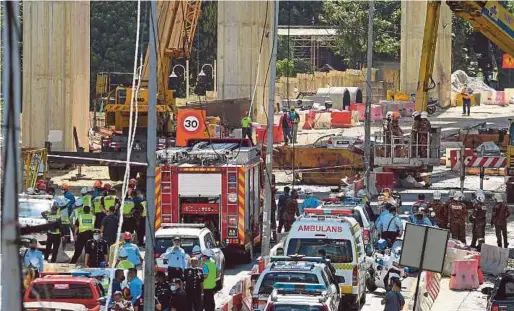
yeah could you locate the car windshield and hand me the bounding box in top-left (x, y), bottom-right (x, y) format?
top-left (28, 283), bottom-right (93, 299)
top-left (258, 272), bottom-right (319, 295)
top-left (273, 306), bottom-right (324, 311)
top-left (155, 237), bottom-right (200, 254)
top-left (19, 201), bottom-right (52, 218)
top-left (287, 238), bottom-right (353, 263)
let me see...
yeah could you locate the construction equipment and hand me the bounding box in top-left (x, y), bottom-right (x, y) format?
top-left (155, 138), bottom-right (262, 260)
top-left (49, 1), bottom-right (202, 181)
top-left (22, 147), bottom-right (48, 190)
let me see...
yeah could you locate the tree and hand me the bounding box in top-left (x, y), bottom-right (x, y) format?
top-left (278, 1), bottom-right (326, 26)
top-left (276, 58), bottom-right (294, 77)
top-left (322, 1), bottom-right (400, 67)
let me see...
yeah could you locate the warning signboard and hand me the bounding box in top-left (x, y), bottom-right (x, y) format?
top-left (176, 109), bottom-right (207, 146)
top-left (503, 54), bottom-right (514, 69)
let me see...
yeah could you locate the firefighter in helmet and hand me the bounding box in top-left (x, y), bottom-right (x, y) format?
top-left (491, 193), bottom-right (510, 248)
top-left (391, 112), bottom-right (403, 156)
top-left (428, 190), bottom-right (447, 228)
top-left (447, 191), bottom-right (468, 244)
top-left (418, 111), bottom-right (432, 158)
top-left (383, 112), bottom-right (393, 156)
top-left (411, 111), bottom-right (422, 156)
top-left (470, 191), bottom-right (487, 249)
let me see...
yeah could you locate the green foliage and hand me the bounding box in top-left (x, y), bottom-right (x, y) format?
top-left (279, 1), bottom-right (326, 26)
top-left (277, 58), bottom-right (295, 77)
top-left (451, 16), bottom-right (479, 73)
top-left (322, 0), bottom-right (400, 67)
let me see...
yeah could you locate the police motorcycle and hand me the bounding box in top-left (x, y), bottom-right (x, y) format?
top-left (366, 239), bottom-right (406, 292)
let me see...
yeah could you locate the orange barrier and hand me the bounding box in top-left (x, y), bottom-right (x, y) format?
top-left (303, 111), bottom-right (317, 129)
top-left (331, 111), bottom-right (352, 128)
top-left (474, 254), bottom-right (485, 284)
top-left (256, 126), bottom-right (283, 145)
top-left (449, 259), bottom-right (480, 290)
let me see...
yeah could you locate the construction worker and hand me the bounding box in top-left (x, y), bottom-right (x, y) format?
top-left (120, 232), bottom-right (143, 268)
top-left (428, 191), bottom-right (447, 228)
top-left (491, 193), bottom-right (510, 248)
top-left (241, 111), bottom-right (253, 145)
top-left (162, 236), bottom-right (188, 282)
top-left (490, 67), bottom-right (499, 90)
top-left (201, 249), bottom-right (218, 311)
top-left (84, 229), bottom-right (109, 268)
top-left (411, 111), bottom-right (421, 157)
top-left (116, 248), bottom-right (136, 269)
top-left (476, 68), bottom-right (484, 80)
top-left (61, 183), bottom-right (75, 217)
top-left (80, 187), bottom-right (93, 209)
top-left (71, 205), bottom-right (96, 263)
top-left (391, 112), bottom-right (404, 156)
top-left (122, 193), bottom-right (136, 233)
top-left (289, 106), bottom-right (300, 144)
top-left (470, 191), bottom-right (487, 249)
top-left (461, 88), bottom-right (472, 116)
top-left (36, 182), bottom-right (47, 194)
top-left (447, 191), bottom-right (468, 244)
top-left (377, 205), bottom-right (403, 247)
top-left (43, 204), bottom-right (62, 263)
top-left (92, 180), bottom-right (103, 198)
top-left (281, 108), bottom-right (292, 145)
top-left (418, 112), bottom-right (431, 158)
top-left (301, 189), bottom-right (321, 213)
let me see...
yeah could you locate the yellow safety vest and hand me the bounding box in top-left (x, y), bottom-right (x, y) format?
top-left (141, 201), bottom-right (147, 217)
top-left (123, 200), bottom-right (135, 216)
top-left (116, 260), bottom-right (135, 269)
top-left (104, 195), bottom-right (117, 210)
top-left (78, 213), bottom-right (95, 232)
top-left (81, 195), bottom-right (93, 208)
top-left (93, 196), bottom-right (103, 214)
top-left (47, 213), bottom-right (61, 234)
top-left (60, 208), bottom-right (70, 225)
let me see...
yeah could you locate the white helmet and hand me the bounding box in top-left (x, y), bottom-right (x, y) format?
top-left (453, 191), bottom-right (463, 200)
top-left (386, 111), bottom-right (393, 119)
top-left (421, 111), bottom-right (428, 119)
top-left (74, 198), bottom-right (84, 207)
top-left (495, 194), bottom-right (504, 203)
top-left (80, 187), bottom-right (89, 195)
top-left (412, 111), bottom-right (421, 119)
top-left (119, 248), bottom-right (128, 258)
top-left (305, 189), bottom-right (313, 196)
top-left (476, 192), bottom-right (485, 203)
top-left (26, 188), bottom-right (36, 195)
top-left (433, 191), bottom-right (441, 200)
top-left (201, 249), bottom-right (213, 258)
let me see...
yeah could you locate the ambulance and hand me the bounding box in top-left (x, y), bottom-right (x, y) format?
top-left (280, 208), bottom-right (367, 310)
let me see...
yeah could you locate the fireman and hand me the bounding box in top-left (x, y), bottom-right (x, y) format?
top-left (470, 191), bottom-right (487, 249)
top-left (383, 112), bottom-right (392, 156)
top-left (43, 204), bottom-right (62, 263)
top-left (428, 191), bottom-right (447, 228)
top-left (447, 191), bottom-right (468, 244)
top-left (391, 112), bottom-right (404, 156)
top-left (491, 194), bottom-right (510, 248)
top-left (418, 112), bottom-right (431, 158)
top-left (412, 193), bottom-right (428, 214)
top-left (411, 111), bottom-right (421, 157)
top-left (71, 205), bottom-right (96, 264)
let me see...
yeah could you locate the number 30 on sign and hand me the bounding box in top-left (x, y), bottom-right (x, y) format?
top-left (183, 116), bottom-right (200, 132)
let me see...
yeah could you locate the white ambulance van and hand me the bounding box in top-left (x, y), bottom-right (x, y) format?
top-left (280, 208), bottom-right (367, 310)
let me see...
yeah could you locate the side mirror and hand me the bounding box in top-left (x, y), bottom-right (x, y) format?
top-left (481, 286), bottom-right (493, 296)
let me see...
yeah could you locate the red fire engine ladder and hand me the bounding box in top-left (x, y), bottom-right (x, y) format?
top-left (158, 166), bottom-right (173, 227)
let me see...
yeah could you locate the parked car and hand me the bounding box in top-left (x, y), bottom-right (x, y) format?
top-left (19, 194), bottom-right (56, 249)
top-left (24, 302), bottom-right (88, 311)
top-left (483, 270), bottom-right (514, 311)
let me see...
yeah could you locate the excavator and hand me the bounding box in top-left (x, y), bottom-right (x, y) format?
top-left (375, 1), bottom-right (514, 188)
top-left (50, 1), bottom-right (201, 181)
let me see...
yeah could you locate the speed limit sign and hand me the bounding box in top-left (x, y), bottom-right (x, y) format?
top-left (183, 116), bottom-right (200, 132)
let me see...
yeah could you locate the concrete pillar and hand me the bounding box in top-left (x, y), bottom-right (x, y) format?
top-left (400, 1), bottom-right (452, 108)
top-left (217, 1), bottom-right (273, 124)
top-left (22, 1), bottom-right (90, 151)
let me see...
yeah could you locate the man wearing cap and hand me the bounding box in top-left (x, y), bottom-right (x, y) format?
top-left (43, 204), bottom-right (62, 263)
top-left (71, 205), bottom-right (96, 264)
top-left (162, 237), bottom-right (187, 282)
top-left (155, 271), bottom-right (172, 311)
top-left (301, 189), bottom-right (321, 214)
top-left (184, 257), bottom-right (203, 311)
top-left (289, 106), bottom-right (300, 144)
top-left (170, 278), bottom-right (189, 311)
top-left (23, 238), bottom-right (44, 277)
top-left (201, 249), bottom-right (218, 311)
top-left (85, 229), bottom-right (109, 268)
top-left (117, 248), bottom-right (136, 269)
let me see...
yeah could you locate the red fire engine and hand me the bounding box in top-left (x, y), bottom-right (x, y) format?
top-left (155, 138), bottom-right (263, 259)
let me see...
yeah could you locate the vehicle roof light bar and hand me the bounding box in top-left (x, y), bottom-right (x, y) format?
top-left (303, 208), bottom-right (353, 215)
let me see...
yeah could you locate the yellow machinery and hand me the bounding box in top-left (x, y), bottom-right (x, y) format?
top-left (103, 1), bottom-right (201, 131)
top-left (386, 90), bottom-right (411, 101)
top-left (22, 147), bottom-right (48, 190)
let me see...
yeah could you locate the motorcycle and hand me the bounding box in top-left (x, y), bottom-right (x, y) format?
top-left (366, 239), bottom-right (406, 292)
top-left (427, 98), bottom-right (438, 115)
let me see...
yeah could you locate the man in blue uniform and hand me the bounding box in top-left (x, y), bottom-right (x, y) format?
top-left (23, 239), bottom-right (44, 277)
top-left (161, 236), bottom-right (188, 282)
top-left (377, 205), bottom-right (403, 246)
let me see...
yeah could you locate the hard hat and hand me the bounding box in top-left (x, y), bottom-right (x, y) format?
top-left (291, 106), bottom-right (296, 111)
top-left (94, 180), bottom-right (102, 188)
top-left (37, 183), bottom-right (46, 191)
top-left (433, 191), bottom-right (441, 200)
top-left (357, 189), bottom-right (367, 198)
top-left (392, 112), bottom-right (401, 120)
top-left (448, 190), bottom-right (456, 198)
top-left (129, 178), bottom-right (136, 186)
top-left (192, 245), bottom-right (201, 255)
top-left (80, 187), bottom-right (89, 195)
top-left (55, 197), bottom-right (69, 207)
top-left (118, 248), bottom-right (128, 258)
top-left (123, 232), bottom-right (133, 240)
top-left (386, 111), bottom-right (393, 119)
top-left (495, 193), bottom-right (504, 202)
top-left (201, 249), bottom-right (213, 257)
top-left (37, 179), bottom-right (45, 185)
top-left (75, 199), bottom-right (84, 207)
top-left (104, 183), bottom-right (112, 191)
top-left (421, 111), bottom-right (428, 119)
top-left (494, 67), bottom-right (498, 71)
top-left (345, 190), bottom-right (355, 198)
top-left (418, 194), bottom-right (425, 200)
top-left (61, 184), bottom-right (69, 191)
top-left (476, 192), bottom-right (485, 203)
top-left (305, 189), bottom-right (313, 195)
top-left (51, 204), bottom-right (59, 210)
top-left (453, 191), bottom-right (463, 200)
top-left (412, 111), bottom-right (420, 118)
top-left (26, 188), bottom-right (36, 195)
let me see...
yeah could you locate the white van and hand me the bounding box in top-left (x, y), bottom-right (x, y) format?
top-left (281, 208), bottom-right (367, 310)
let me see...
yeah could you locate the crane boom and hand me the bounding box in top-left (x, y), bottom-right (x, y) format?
top-left (415, 1), bottom-right (514, 111)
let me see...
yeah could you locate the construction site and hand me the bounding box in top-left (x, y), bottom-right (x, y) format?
top-left (5, 1), bottom-right (514, 311)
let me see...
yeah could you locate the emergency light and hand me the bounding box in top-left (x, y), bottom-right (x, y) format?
top-left (304, 208), bottom-right (353, 215)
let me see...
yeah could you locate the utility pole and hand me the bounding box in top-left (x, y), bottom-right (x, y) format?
top-left (262, 0), bottom-right (279, 256)
top-left (144, 1), bottom-right (157, 310)
top-left (364, 0), bottom-right (375, 191)
top-left (2, 2), bottom-right (23, 311)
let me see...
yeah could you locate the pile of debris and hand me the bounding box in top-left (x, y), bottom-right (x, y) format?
top-left (451, 70), bottom-right (494, 93)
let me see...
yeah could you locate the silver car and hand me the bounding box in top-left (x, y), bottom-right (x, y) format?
top-left (19, 195), bottom-right (55, 249)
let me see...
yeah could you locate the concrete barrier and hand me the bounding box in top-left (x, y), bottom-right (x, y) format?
top-left (413, 271), bottom-right (443, 311)
top-left (480, 243), bottom-right (509, 276)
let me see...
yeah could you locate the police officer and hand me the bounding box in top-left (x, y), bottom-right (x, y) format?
top-left (377, 205), bottom-right (403, 246)
top-left (122, 194), bottom-right (136, 233)
top-left (470, 191), bottom-right (487, 249)
top-left (447, 191), bottom-right (468, 244)
top-left (23, 238), bottom-right (44, 277)
top-left (92, 189), bottom-right (105, 229)
top-left (201, 249), bottom-right (217, 311)
top-left (43, 204), bottom-right (62, 263)
top-left (428, 190), bottom-right (447, 228)
top-left (84, 229), bottom-right (109, 268)
top-left (162, 237), bottom-right (188, 282)
top-left (55, 197), bottom-right (72, 246)
top-left (70, 198), bottom-right (84, 226)
top-left (80, 187), bottom-right (93, 211)
top-left (70, 205), bottom-right (96, 264)
top-left (491, 194), bottom-right (510, 248)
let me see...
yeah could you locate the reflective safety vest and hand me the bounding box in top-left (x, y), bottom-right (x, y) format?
top-left (104, 195), bottom-right (117, 211)
top-left (81, 195), bottom-right (93, 208)
top-left (203, 258), bottom-right (217, 290)
top-left (60, 208), bottom-right (70, 225)
top-left (78, 213), bottom-right (95, 232)
top-left (116, 260), bottom-right (135, 269)
top-left (93, 196), bottom-right (103, 214)
top-left (47, 213), bottom-right (61, 234)
top-left (141, 201), bottom-right (147, 217)
top-left (123, 200), bottom-right (135, 216)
